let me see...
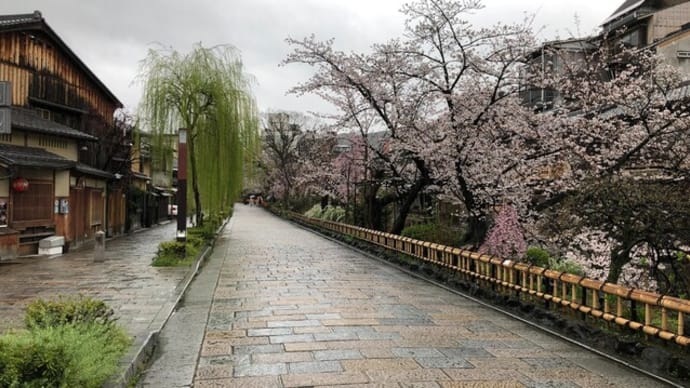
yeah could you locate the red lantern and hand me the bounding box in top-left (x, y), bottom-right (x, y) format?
top-left (12, 177), bottom-right (29, 192)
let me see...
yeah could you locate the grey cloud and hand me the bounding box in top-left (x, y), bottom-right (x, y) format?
top-left (5, 0), bottom-right (622, 114)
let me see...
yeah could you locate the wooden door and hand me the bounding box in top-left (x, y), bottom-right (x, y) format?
top-left (69, 187), bottom-right (86, 245)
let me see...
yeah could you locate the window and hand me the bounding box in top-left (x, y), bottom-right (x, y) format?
top-left (38, 135), bottom-right (68, 149)
top-left (13, 181), bottom-right (53, 222)
top-left (618, 28), bottom-right (645, 49)
top-left (36, 108), bottom-right (51, 120)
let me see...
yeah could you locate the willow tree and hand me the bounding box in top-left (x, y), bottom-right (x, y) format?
top-left (138, 43), bottom-right (260, 225)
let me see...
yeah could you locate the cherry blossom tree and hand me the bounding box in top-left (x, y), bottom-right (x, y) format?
top-left (259, 111), bottom-right (338, 207)
top-left (532, 40), bottom-right (690, 285)
top-left (292, 127), bottom-right (339, 202)
top-left (479, 204), bottom-right (527, 259)
top-left (392, 0), bottom-right (547, 243)
top-left (285, 0), bottom-right (546, 240)
top-left (259, 112), bottom-right (304, 206)
top-left (331, 132), bottom-right (367, 218)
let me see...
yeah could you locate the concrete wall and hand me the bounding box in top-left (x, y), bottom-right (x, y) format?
top-left (657, 31), bottom-right (690, 75)
top-left (649, 3), bottom-right (690, 43)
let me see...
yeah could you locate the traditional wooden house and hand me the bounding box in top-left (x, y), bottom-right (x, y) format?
top-left (602, 0), bottom-right (690, 49)
top-left (522, 0), bottom-right (690, 109)
top-left (0, 11), bottom-right (125, 257)
top-left (600, 0), bottom-right (690, 77)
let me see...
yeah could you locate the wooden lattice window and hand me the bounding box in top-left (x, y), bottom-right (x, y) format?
top-left (90, 190), bottom-right (103, 225)
top-left (13, 181), bottom-right (53, 222)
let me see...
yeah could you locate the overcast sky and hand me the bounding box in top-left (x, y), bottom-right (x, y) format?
top-left (5, 0), bottom-right (623, 116)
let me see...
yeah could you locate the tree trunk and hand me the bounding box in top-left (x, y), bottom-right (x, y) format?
top-left (283, 181), bottom-right (291, 209)
top-left (370, 201), bottom-right (384, 231)
top-left (606, 246), bottom-right (631, 284)
top-left (282, 171), bottom-right (292, 209)
top-left (454, 161), bottom-right (487, 245)
top-left (363, 183), bottom-right (381, 230)
top-left (462, 214), bottom-right (489, 246)
top-left (390, 177), bottom-right (428, 235)
top-left (189, 133), bottom-right (203, 226)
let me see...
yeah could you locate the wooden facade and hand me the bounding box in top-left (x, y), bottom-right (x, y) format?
top-left (0, 32), bottom-right (118, 127)
top-left (0, 11), bottom-right (124, 257)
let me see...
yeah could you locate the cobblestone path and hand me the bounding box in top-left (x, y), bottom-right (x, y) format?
top-left (191, 205), bottom-right (663, 387)
top-left (0, 222), bottom-right (185, 347)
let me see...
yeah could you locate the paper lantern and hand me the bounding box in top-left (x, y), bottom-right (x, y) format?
top-left (12, 177), bottom-right (29, 192)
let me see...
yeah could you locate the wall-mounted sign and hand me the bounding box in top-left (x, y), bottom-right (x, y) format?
top-left (59, 198), bottom-right (69, 214)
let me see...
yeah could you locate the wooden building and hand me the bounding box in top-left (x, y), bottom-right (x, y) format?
top-left (0, 11), bottom-right (125, 257)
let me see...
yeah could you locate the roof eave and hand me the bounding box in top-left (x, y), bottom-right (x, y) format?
top-left (602, 0), bottom-right (646, 26)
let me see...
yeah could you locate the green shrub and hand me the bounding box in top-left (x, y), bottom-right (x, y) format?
top-left (321, 205), bottom-right (345, 222)
top-left (304, 204), bottom-right (346, 222)
top-left (548, 256), bottom-right (585, 277)
top-left (1, 297), bottom-right (131, 387)
top-left (304, 204), bottom-right (323, 219)
top-left (158, 241), bottom-right (186, 257)
top-left (188, 224), bottom-right (216, 241)
top-left (400, 223), bottom-right (462, 247)
top-left (152, 241), bottom-right (189, 267)
top-left (524, 246), bottom-right (550, 268)
top-left (25, 296), bottom-right (115, 330)
top-left (151, 237), bottom-right (208, 267)
top-left (0, 324), bottom-right (130, 388)
top-left (522, 246), bottom-right (585, 276)
top-left (185, 235), bottom-right (206, 248)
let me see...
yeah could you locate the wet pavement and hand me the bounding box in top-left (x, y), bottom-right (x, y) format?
top-left (141, 205), bottom-right (666, 387)
top-left (0, 221), bottom-right (188, 384)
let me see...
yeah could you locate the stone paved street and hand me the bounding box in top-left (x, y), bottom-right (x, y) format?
top-left (0, 221), bottom-right (187, 362)
top-left (181, 205), bottom-right (664, 387)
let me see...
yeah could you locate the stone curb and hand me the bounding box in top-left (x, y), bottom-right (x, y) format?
top-left (109, 216), bottom-right (232, 388)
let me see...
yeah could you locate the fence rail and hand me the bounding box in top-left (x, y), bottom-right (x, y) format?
top-left (290, 212), bottom-right (690, 346)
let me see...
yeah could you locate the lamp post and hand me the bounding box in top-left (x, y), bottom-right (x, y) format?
top-left (176, 128), bottom-right (187, 242)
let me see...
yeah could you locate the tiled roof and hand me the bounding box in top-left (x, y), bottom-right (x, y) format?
top-left (603, 0), bottom-right (645, 25)
top-left (73, 163), bottom-right (113, 179)
top-left (0, 142), bottom-right (75, 169)
top-left (132, 171), bottom-right (151, 181)
top-left (11, 107), bottom-right (97, 141)
top-left (0, 11), bottom-right (42, 28)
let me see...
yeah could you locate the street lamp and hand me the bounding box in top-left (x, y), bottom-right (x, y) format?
top-left (176, 128), bottom-right (187, 242)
